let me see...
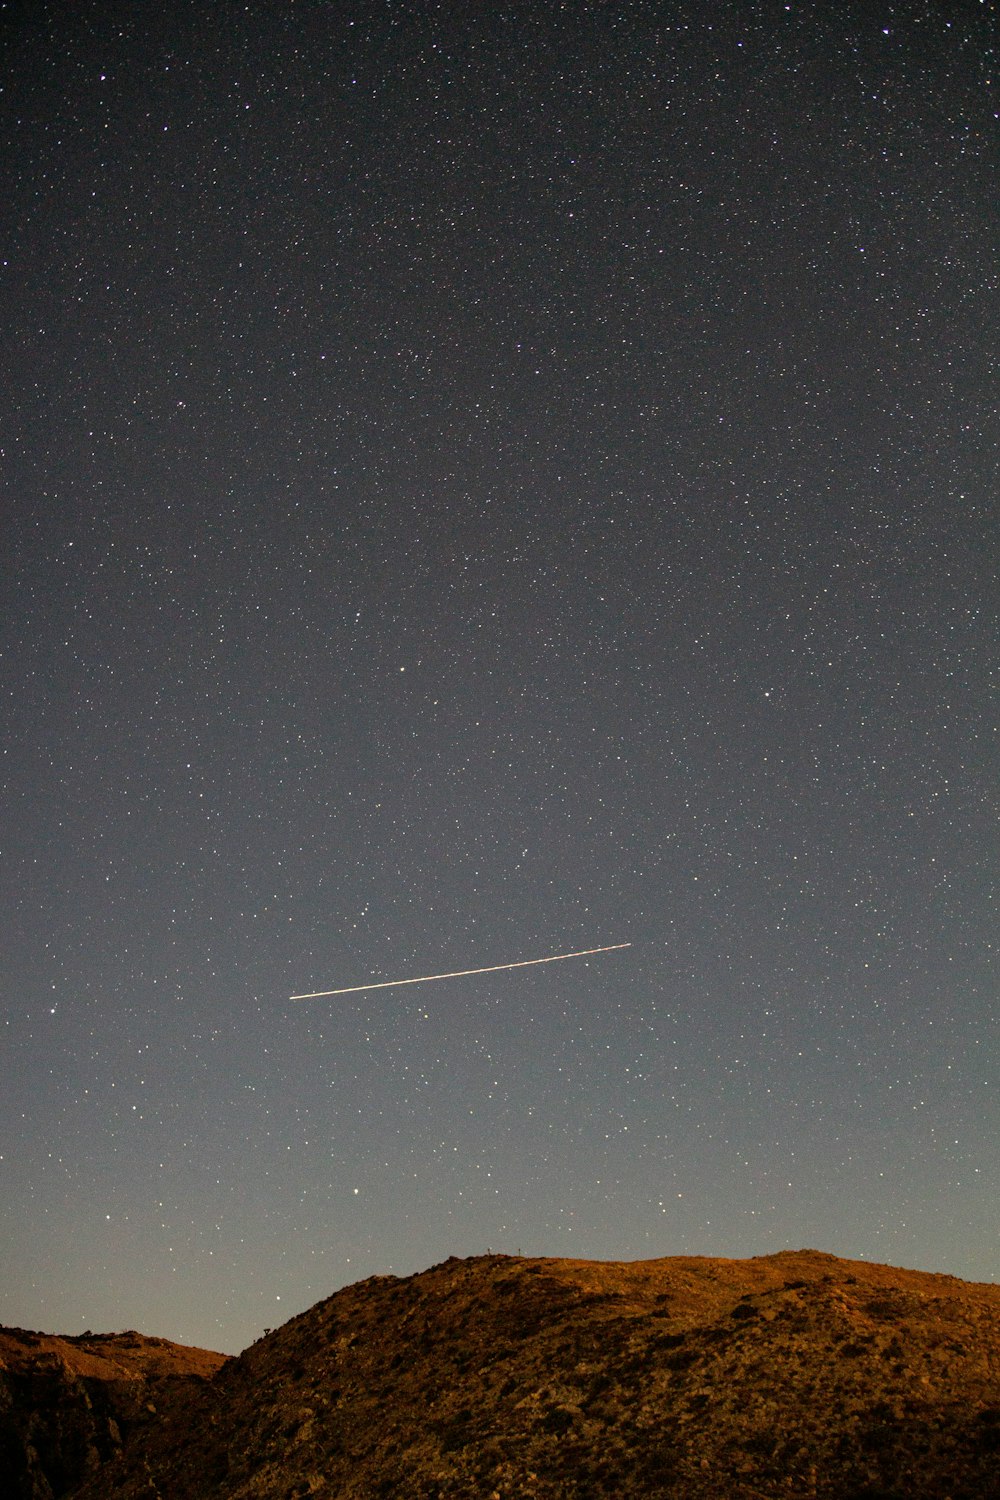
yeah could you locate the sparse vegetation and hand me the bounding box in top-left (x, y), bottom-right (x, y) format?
top-left (5, 1250), bottom-right (1000, 1498)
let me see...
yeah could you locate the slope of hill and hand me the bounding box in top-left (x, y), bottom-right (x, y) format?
top-left (12, 1249), bottom-right (1000, 1499)
top-left (0, 1326), bottom-right (228, 1499)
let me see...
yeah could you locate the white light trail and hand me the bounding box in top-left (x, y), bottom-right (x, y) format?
top-left (289, 942), bottom-right (632, 1000)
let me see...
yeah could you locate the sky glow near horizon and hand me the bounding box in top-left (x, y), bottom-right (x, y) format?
top-left (1, 1), bottom-right (996, 1354)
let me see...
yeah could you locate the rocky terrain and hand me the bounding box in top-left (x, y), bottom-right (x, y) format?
top-left (8, 1249), bottom-right (1000, 1498)
top-left (0, 1325), bottom-right (227, 1498)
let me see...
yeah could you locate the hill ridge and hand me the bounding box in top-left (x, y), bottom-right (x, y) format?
top-left (6, 1249), bottom-right (1000, 1498)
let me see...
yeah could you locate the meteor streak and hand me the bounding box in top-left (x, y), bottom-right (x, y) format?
top-left (289, 942), bottom-right (631, 1000)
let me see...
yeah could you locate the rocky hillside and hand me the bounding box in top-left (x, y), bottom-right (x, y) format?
top-left (0, 1325), bottom-right (227, 1499)
top-left (14, 1249), bottom-right (1000, 1498)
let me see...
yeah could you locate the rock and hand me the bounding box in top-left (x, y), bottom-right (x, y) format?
top-left (10, 1250), bottom-right (1000, 1498)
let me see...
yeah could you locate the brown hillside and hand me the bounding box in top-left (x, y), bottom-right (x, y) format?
top-left (0, 1326), bottom-right (228, 1499)
top-left (63, 1249), bottom-right (1000, 1499)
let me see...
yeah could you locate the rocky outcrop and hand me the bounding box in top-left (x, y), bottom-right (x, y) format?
top-left (65, 1249), bottom-right (1000, 1499)
top-left (0, 1326), bottom-right (227, 1498)
top-left (6, 1253), bottom-right (1000, 1498)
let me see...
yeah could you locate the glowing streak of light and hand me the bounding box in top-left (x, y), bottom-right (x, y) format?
top-left (289, 942), bottom-right (632, 1000)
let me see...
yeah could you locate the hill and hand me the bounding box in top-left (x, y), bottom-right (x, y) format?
top-left (0, 1324), bottom-right (227, 1498)
top-left (10, 1250), bottom-right (1000, 1498)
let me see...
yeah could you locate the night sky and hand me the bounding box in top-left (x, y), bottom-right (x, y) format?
top-left (2, 1), bottom-right (996, 1355)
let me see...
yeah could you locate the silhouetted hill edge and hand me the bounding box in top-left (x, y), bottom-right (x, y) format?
top-left (8, 1249), bottom-right (1000, 1498)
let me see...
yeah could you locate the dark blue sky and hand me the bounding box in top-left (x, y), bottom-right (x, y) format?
top-left (1, 0), bottom-right (996, 1353)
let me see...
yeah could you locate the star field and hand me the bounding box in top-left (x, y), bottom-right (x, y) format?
top-left (1, 1), bottom-right (996, 1353)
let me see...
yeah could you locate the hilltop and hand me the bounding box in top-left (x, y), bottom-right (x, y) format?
top-left (7, 1249), bottom-right (1000, 1498)
top-left (0, 1325), bottom-right (227, 1498)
